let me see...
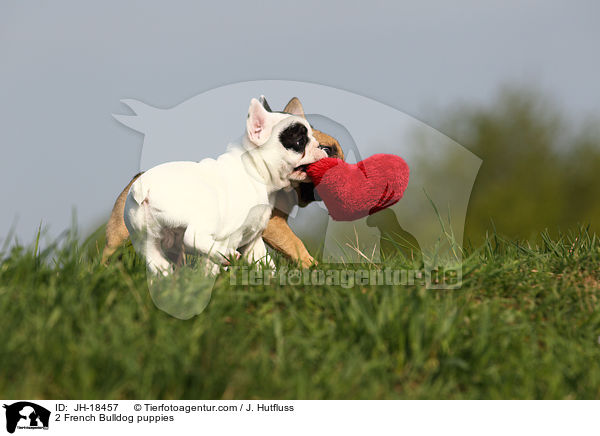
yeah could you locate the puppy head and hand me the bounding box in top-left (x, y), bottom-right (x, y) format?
top-left (294, 128), bottom-right (345, 207)
top-left (245, 97), bottom-right (327, 184)
top-left (313, 129), bottom-right (344, 160)
top-left (277, 118), bottom-right (328, 182)
top-left (281, 97), bottom-right (344, 161)
top-left (279, 97), bottom-right (346, 206)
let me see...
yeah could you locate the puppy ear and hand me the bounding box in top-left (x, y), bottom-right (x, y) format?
top-left (259, 95), bottom-right (272, 112)
top-left (283, 97), bottom-right (306, 119)
top-left (246, 98), bottom-right (276, 146)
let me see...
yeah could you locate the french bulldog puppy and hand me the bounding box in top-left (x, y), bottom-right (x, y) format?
top-left (101, 97), bottom-right (344, 268)
top-left (260, 97), bottom-right (345, 266)
top-left (123, 97), bottom-right (327, 275)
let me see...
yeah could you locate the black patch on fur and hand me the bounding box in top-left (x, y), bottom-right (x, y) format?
top-left (319, 145), bottom-right (335, 156)
top-left (279, 122), bottom-right (308, 153)
top-left (297, 182), bottom-right (316, 207)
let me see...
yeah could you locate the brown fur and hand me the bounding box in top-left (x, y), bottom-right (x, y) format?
top-left (101, 98), bottom-right (344, 268)
top-left (101, 173), bottom-right (143, 264)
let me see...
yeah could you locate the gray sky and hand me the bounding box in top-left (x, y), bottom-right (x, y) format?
top-left (1, 0), bottom-right (598, 245)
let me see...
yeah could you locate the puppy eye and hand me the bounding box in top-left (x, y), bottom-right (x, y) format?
top-left (319, 145), bottom-right (333, 155)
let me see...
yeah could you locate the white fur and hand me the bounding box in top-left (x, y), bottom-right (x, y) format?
top-left (123, 98), bottom-right (327, 275)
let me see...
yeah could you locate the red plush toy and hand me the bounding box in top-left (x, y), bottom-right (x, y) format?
top-left (305, 154), bottom-right (409, 221)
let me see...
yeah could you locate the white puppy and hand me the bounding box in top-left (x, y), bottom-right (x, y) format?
top-left (123, 97), bottom-right (327, 275)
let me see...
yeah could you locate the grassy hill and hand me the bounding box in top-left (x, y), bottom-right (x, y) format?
top-left (1, 226), bottom-right (599, 399)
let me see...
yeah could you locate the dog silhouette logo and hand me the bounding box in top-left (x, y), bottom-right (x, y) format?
top-left (3, 402), bottom-right (50, 434)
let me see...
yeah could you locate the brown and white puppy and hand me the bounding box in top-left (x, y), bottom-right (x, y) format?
top-left (101, 97), bottom-right (344, 268)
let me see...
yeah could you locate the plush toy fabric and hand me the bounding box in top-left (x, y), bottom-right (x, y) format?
top-left (305, 154), bottom-right (409, 221)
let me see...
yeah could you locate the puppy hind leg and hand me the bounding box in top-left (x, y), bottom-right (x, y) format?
top-left (102, 212), bottom-right (131, 264)
top-left (101, 243), bottom-right (118, 265)
top-left (144, 238), bottom-right (173, 276)
top-left (102, 173), bottom-right (143, 264)
top-left (127, 227), bottom-right (172, 276)
top-left (125, 196), bottom-right (172, 276)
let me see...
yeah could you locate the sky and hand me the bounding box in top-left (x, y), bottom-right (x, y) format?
top-left (0, 0), bottom-right (598, 246)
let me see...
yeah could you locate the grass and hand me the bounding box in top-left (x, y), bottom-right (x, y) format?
top-left (0, 225), bottom-right (599, 399)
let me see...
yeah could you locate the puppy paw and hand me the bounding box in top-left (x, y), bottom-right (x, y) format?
top-left (221, 251), bottom-right (241, 266)
top-left (301, 255), bottom-right (317, 269)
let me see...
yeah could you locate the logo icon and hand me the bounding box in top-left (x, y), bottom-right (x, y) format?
top-left (3, 402), bottom-right (50, 434)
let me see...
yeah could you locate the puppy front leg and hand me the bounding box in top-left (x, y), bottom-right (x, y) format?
top-left (183, 226), bottom-right (238, 273)
top-left (243, 237), bottom-right (274, 269)
top-left (263, 209), bottom-right (315, 268)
